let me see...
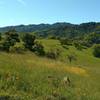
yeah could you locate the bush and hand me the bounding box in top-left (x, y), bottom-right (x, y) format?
top-left (84, 32), bottom-right (100, 47)
top-left (93, 44), bottom-right (100, 58)
top-left (1, 30), bottom-right (20, 52)
top-left (0, 42), bottom-right (3, 51)
top-left (9, 43), bottom-right (26, 53)
top-left (23, 33), bottom-right (36, 51)
top-left (32, 42), bottom-right (45, 56)
top-left (0, 33), bottom-right (2, 40)
top-left (48, 35), bottom-right (56, 39)
top-left (60, 38), bottom-right (73, 46)
top-left (62, 45), bottom-right (69, 49)
top-left (46, 49), bottom-right (60, 59)
top-left (2, 41), bottom-right (11, 52)
top-left (74, 42), bottom-right (83, 50)
top-left (67, 53), bottom-right (77, 63)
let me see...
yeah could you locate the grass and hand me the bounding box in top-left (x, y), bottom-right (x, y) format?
top-left (0, 39), bottom-right (100, 100)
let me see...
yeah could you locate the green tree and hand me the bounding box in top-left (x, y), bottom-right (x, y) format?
top-left (23, 33), bottom-right (36, 51)
top-left (2, 41), bottom-right (11, 52)
top-left (0, 33), bottom-right (2, 40)
top-left (2, 29), bottom-right (20, 52)
top-left (9, 42), bottom-right (25, 53)
top-left (5, 29), bottom-right (20, 42)
top-left (74, 41), bottom-right (83, 50)
top-left (85, 32), bottom-right (100, 47)
top-left (32, 42), bottom-right (45, 56)
top-left (60, 38), bottom-right (72, 46)
top-left (93, 44), bottom-right (100, 58)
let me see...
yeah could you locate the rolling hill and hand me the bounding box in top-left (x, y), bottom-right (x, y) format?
top-left (0, 39), bottom-right (100, 100)
top-left (0, 22), bottom-right (100, 38)
top-left (0, 22), bottom-right (100, 99)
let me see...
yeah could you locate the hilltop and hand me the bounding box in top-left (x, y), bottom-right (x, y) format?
top-left (0, 22), bottom-right (100, 38)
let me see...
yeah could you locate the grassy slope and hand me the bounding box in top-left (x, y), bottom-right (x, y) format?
top-left (0, 39), bottom-right (100, 100)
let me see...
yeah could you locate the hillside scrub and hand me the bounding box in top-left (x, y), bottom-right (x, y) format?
top-left (93, 44), bottom-right (100, 58)
top-left (0, 30), bottom-right (100, 99)
top-left (46, 49), bottom-right (61, 59)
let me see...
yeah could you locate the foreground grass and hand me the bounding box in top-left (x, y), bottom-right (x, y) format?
top-left (0, 39), bottom-right (100, 100)
top-left (0, 51), bottom-right (100, 100)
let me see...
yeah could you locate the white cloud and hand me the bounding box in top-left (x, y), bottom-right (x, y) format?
top-left (17, 0), bottom-right (26, 6)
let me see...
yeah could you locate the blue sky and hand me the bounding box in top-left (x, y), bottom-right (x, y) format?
top-left (0, 0), bottom-right (100, 27)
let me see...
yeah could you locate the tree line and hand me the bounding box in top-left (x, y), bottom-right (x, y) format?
top-left (0, 29), bottom-right (45, 56)
top-left (0, 29), bottom-right (100, 58)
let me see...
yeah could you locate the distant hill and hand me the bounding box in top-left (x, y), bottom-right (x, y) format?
top-left (0, 22), bottom-right (100, 38)
top-left (0, 24), bottom-right (50, 33)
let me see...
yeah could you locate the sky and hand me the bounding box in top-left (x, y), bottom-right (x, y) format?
top-left (0, 0), bottom-right (100, 27)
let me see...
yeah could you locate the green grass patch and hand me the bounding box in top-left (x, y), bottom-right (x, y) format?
top-left (0, 39), bottom-right (100, 100)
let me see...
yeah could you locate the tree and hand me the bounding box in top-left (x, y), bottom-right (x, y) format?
top-left (60, 38), bottom-right (73, 46)
top-left (32, 42), bottom-right (45, 56)
top-left (9, 42), bottom-right (26, 53)
top-left (2, 41), bottom-right (11, 52)
top-left (0, 33), bottom-right (2, 40)
top-left (93, 44), bottom-right (100, 58)
top-left (85, 32), bottom-right (100, 47)
top-left (74, 41), bottom-right (83, 50)
top-left (23, 33), bottom-right (36, 51)
top-left (2, 29), bottom-right (20, 52)
top-left (5, 29), bottom-right (20, 43)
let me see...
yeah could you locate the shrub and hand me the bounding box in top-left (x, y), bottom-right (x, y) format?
top-left (46, 49), bottom-right (60, 59)
top-left (93, 44), bottom-right (100, 58)
top-left (74, 42), bottom-right (83, 50)
top-left (23, 33), bottom-right (36, 51)
top-left (67, 53), bottom-right (77, 63)
top-left (48, 35), bottom-right (56, 39)
top-left (84, 32), bottom-right (100, 47)
top-left (32, 42), bottom-right (45, 56)
top-left (0, 42), bottom-right (3, 51)
top-left (60, 38), bottom-right (73, 46)
top-left (1, 30), bottom-right (20, 52)
top-left (2, 41), bottom-right (11, 52)
top-left (0, 33), bottom-right (2, 40)
top-left (9, 43), bottom-right (26, 53)
top-left (62, 45), bottom-right (69, 49)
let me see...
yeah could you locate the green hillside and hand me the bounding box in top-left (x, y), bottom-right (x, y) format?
top-left (0, 39), bottom-right (100, 100)
top-left (0, 22), bottom-right (100, 38)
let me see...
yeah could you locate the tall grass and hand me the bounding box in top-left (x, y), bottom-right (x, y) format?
top-left (0, 39), bottom-right (100, 100)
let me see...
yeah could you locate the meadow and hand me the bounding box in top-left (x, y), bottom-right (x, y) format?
top-left (0, 39), bottom-right (100, 100)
